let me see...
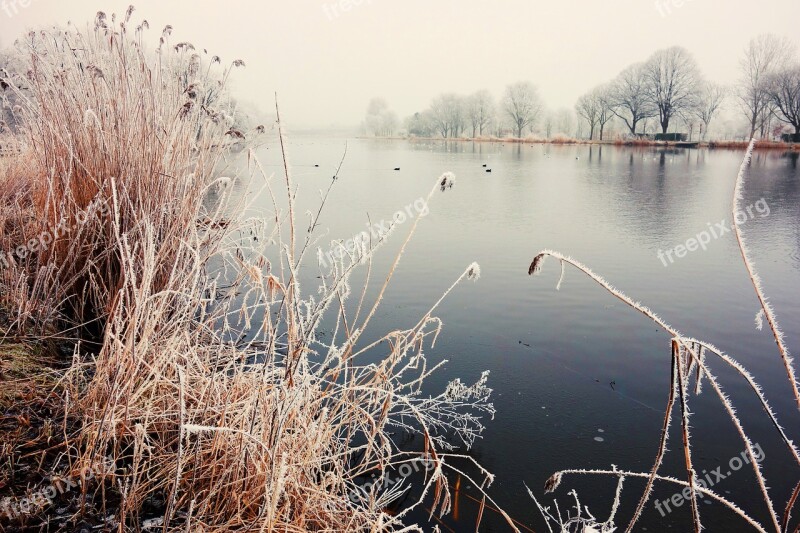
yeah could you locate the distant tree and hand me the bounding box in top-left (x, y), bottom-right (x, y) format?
top-left (609, 63), bottom-right (656, 135)
top-left (382, 111), bottom-right (399, 137)
top-left (451, 95), bottom-right (467, 138)
top-left (466, 90), bottom-right (494, 138)
top-left (575, 91), bottom-right (600, 140)
top-left (503, 82), bottom-right (543, 138)
top-left (756, 101), bottom-right (779, 139)
top-left (737, 34), bottom-right (796, 138)
top-left (554, 108), bottom-right (575, 137)
top-left (643, 46), bottom-right (702, 134)
top-left (576, 87), bottom-right (613, 140)
top-left (404, 111), bottom-right (435, 137)
top-left (596, 86), bottom-right (615, 141)
top-left (543, 111), bottom-right (554, 138)
top-left (429, 93), bottom-right (465, 138)
top-left (767, 64), bottom-right (800, 136)
top-left (365, 98), bottom-right (398, 137)
top-left (429, 95), bottom-right (450, 137)
top-left (693, 82), bottom-right (727, 140)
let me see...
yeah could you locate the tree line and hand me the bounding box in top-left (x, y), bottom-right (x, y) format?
top-left (364, 34), bottom-right (800, 142)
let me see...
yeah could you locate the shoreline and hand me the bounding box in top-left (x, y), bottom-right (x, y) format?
top-left (359, 136), bottom-right (800, 151)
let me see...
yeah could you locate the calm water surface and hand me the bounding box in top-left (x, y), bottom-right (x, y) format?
top-left (243, 137), bottom-right (800, 531)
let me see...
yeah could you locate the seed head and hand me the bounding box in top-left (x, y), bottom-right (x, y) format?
top-left (467, 262), bottom-right (481, 281)
top-left (528, 253), bottom-right (547, 276)
top-left (439, 172), bottom-right (456, 192)
top-left (544, 472), bottom-right (563, 494)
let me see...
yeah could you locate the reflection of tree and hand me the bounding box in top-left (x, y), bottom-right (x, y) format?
top-left (579, 147), bottom-right (710, 241)
top-left (745, 151), bottom-right (800, 269)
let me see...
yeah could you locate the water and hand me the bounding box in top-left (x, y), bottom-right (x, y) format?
top-left (243, 137), bottom-right (800, 531)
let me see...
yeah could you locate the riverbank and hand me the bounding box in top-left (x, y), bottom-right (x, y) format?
top-left (367, 135), bottom-right (800, 151)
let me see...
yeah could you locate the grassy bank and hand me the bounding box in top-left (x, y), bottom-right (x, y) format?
top-left (0, 9), bottom-right (505, 532)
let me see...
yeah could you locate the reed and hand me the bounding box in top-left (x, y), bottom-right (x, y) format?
top-left (0, 8), bottom-right (507, 532)
top-left (527, 140), bottom-right (800, 531)
top-left (708, 140), bottom-right (799, 150)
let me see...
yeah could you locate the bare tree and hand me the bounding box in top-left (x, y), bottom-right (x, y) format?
top-left (466, 90), bottom-right (495, 138)
top-left (365, 98), bottom-right (398, 137)
top-left (609, 63), bottom-right (656, 135)
top-left (429, 95), bottom-right (450, 138)
top-left (404, 111), bottom-right (435, 137)
top-left (756, 101), bottom-right (779, 139)
top-left (596, 86), bottom-right (615, 141)
top-left (575, 91), bottom-right (600, 140)
top-left (737, 34), bottom-right (796, 137)
top-left (575, 87), bottom-right (613, 140)
top-left (643, 46), bottom-right (702, 134)
top-left (382, 112), bottom-right (399, 137)
top-left (429, 93), bottom-right (466, 138)
top-left (554, 108), bottom-right (575, 137)
top-left (503, 82), bottom-right (542, 138)
top-left (693, 82), bottom-right (727, 140)
top-left (451, 95), bottom-right (466, 138)
top-left (543, 111), bottom-right (554, 138)
top-left (767, 64), bottom-right (800, 136)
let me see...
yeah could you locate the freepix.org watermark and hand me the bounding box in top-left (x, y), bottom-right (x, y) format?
top-left (657, 198), bottom-right (770, 267)
top-left (322, 0), bottom-right (374, 21)
top-left (317, 197), bottom-right (428, 269)
top-left (1, 457), bottom-right (115, 521)
top-left (0, 198), bottom-right (110, 271)
top-left (654, 443), bottom-right (765, 517)
top-left (348, 457), bottom-right (434, 503)
top-left (654, 0), bottom-right (696, 17)
top-left (1, 0), bottom-right (40, 18)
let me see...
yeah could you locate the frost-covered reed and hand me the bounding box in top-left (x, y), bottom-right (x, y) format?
top-left (527, 140), bottom-right (800, 532)
top-left (0, 7), bottom-right (509, 531)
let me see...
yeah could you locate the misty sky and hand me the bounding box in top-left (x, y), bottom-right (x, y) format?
top-left (2, 0), bottom-right (799, 128)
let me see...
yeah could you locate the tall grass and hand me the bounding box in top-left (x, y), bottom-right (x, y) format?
top-left (0, 8), bottom-right (509, 531)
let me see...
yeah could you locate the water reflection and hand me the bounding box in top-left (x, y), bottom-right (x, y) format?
top-left (250, 138), bottom-right (800, 531)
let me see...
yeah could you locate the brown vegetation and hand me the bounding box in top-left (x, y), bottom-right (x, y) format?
top-left (0, 9), bottom-right (506, 532)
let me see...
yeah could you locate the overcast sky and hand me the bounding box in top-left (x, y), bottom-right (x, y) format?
top-left (2, 0), bottom-right (799, 128)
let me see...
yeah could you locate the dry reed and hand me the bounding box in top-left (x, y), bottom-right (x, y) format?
top-left (0, 8), bottom-right (509, 532)
top-left (527, 139), bottom-right (800, 531)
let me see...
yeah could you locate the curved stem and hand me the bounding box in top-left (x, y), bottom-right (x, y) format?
top-left (731, 138), bottom-right (800, 411)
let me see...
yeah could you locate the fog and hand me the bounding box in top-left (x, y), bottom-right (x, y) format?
top-left (1, 0), bottom-right (799, 129)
